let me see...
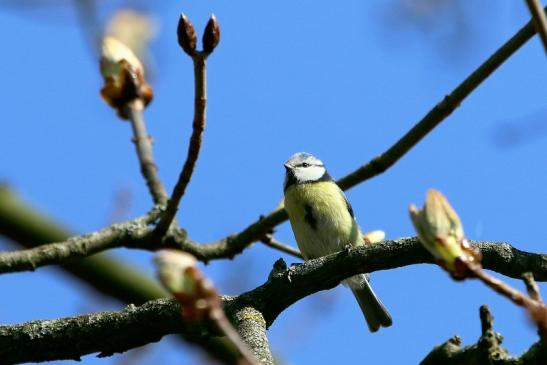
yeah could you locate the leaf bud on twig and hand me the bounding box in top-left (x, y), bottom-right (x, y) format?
top-left (409, 189), bottom-right (480, 279)
top-left (177, 14), bottom-right (197, 56)
top-left (202, 14), bottom-right (220, 55)
top-left (154, 250), bottom-right (198, 296)
top-left (154, 250), bottom-right (221, 321)
top-left (99, 37), bottom-right (153, 118)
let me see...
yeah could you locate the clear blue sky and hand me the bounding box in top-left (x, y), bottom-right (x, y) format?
top-left (1, 1), bottom-right (546, 364)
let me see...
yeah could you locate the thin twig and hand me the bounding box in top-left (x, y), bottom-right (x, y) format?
top-left (522, 272), bottom-right (547, 339)
top-left (468, 264), bottom-right (539, 310)
top-left (124, 100), bottom-right (168, 205)
top-left (155, 53), bottom-right (208, 237)
top-left (212, 12), bottom-right (545, 259)
top-left (523, 272), bottom-right (543, 302)
top-left (525, 0), bottom-right (547, 53)
top-left (468, 264), bottom-right (547, 334)
top-left (260, 235), bottom-right (303, 259)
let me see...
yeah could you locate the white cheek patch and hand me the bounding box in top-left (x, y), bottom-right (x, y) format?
top-left (295, 165), bottom-right (325, 183)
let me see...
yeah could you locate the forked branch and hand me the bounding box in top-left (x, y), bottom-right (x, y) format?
top-left (155, 15), bottom-right (220, 237)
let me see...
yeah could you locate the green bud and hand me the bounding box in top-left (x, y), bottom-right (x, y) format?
top-left (154, 250), bottom-right (198, 296)
top-left (409, 189), bottom-right (480, 277)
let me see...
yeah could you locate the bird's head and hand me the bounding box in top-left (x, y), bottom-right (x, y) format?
top-left (284, 152), bottom-right (329, 190)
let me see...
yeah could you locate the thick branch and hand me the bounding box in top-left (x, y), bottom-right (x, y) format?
top-left (124, 100), bottom-right (169, 205)
top-left (0, 298), bottom-right (247, 364)
top-left (155, 54), bottom-right (208, 236)
top-left (3, 240), bottom-right (546, 363)
top-left (229, 305), bottom-right (274, 365)
top-left (227, 239), bottom-right (547, 327)
top-left (0, 299), bottom-right (186, 363)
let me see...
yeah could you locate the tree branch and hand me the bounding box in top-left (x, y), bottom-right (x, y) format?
top-left (525, 0), bottom-right (547, 53)
top-left (3, 239), bottom-right (545, 363)
top-left (228, 305), bottom-right (274, 365)
top-left (155, 53), bottom-right (208, 236)
top-left (0, 298), bottom-right (244, 364)
top-left (0, 194), bottom-right (236, 361)
top-left (260, 234), bottom-right (302, 259)
top-left (0, 299), bottom-right (187, 364)
top-left (0, 207), bottom-right (160, 274)
top-left (420, 305), bottom-right (545, 365)
top-left (0, 186), bottom-right (167, 303)
top-left (227, 239), bottom-right (547, 327)
top-left (523, 272), bottom-right (543, 302)
top-left (124, 99), bottom-right (169, 205)
top-left (2, 218), bottom-right (546, 285)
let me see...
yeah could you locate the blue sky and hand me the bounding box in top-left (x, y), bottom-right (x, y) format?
top-left (1, 1), bottom-right (546, 364)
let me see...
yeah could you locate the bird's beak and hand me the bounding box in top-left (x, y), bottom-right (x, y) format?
top-left (284, 163), bottom-right (291, 171)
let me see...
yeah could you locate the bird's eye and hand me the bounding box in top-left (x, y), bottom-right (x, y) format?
top-left (301, 162), bottom-right (310, 168)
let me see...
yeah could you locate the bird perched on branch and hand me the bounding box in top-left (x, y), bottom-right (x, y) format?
top-left (283, 152), bottom-right (392, 332)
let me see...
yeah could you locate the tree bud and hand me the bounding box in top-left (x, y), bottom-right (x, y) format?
top-left (409, 189), bottom-right (480, 278)
top-left (202, 14), bottom-right (220, 55)
top-left (99, 37), bottom-right (152, 117)
top-left (177, 14), bottom-right (197, 56)
top-left (154, 250), bottom-right (198, 296)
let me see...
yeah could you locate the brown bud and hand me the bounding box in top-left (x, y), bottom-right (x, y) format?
top-left (202, 14), bottom-right (220, 55)
top-left (177, 13), bottom-right (197, 55)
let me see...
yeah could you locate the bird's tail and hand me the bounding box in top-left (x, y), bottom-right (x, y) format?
top-left (348, 275), bottom-right (392, 332)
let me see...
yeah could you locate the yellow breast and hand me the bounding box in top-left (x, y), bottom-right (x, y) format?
top-left (284, 181), bottom-right (361, 259)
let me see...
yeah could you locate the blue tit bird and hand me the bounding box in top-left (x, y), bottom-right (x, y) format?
top-left (283, 152), bottom-right (392, 332)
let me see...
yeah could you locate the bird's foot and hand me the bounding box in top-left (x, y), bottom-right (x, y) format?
top-left (286, 263), bottom-right (300, 283)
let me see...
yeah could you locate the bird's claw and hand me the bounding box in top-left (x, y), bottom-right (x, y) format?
top-left (287, 264), bottom-right (299, 283)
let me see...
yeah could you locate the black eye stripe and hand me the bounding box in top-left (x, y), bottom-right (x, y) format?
top-left (297, 162), bottom-right (324, 168)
